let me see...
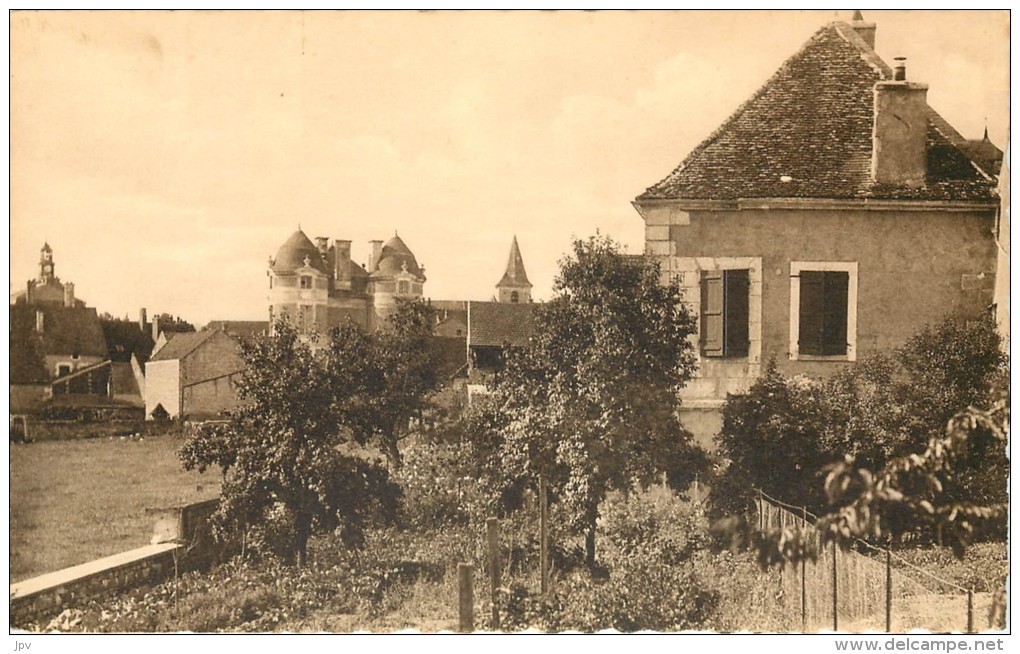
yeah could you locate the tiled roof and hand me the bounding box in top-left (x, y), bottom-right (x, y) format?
top-left (148, 329), bottom-right (218, 362)
top-left (467, 301), bottom-right (535, 348)
top-left (638, 22), bottom-right (996, 203)
top-left (373, 234), bottom-right (423, 278)
top-left (101, 319), bottom-right (155, 363)
top-left (10, 305), bottom-right (109, 383)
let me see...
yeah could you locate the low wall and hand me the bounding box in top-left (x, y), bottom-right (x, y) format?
top-left (10, 499), bottom-right (221, 626)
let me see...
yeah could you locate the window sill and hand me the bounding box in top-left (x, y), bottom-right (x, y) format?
top-left (789, 354), bottom-right (853, 362)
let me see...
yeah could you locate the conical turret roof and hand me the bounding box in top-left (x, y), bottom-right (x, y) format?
top-left (271, 229), bottom-right (327, 274)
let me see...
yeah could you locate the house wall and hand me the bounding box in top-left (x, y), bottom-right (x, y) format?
top-left (180, 332), bottom-right (244, 418)
top-left (44, 354), bottom-right (105, 380)
top-left (145, 360), bottom-right (180, 418)
top-left (647, 206), bottom-right (996, 402)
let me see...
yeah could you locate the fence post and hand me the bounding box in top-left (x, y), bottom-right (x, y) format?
top-left (539, 474), bottom-right (549, 595)
top-left (458, 563), bottom-right (474, 633)
top-left (487, 518), bottom-right (501, 631)
top-left (885, 548), bottom-right (892, 633)
top-left (967, 589), bottom-right (974, 633)
top-left (801, 506), bottom-right (807, 632)
top-left (832, 540), bottom-right (839, 631)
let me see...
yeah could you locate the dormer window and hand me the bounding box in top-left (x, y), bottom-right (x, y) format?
top-left (300, 276), bottom-right (312, 289)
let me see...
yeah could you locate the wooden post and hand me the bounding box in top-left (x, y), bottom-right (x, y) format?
top-left (967, 589), bottom-right (974, 633)
top-left (832, 540), bottom-right (839, 631)
top-left (458, 563), bottom-right (474, 633)
top-left (539, 474), bottom-right (549, 595)
top-left (885, 549), bottom-right (893, 633)
top-left (801, 506), bottom-right (808, 632)
top-left (487, 518), bottom-right (501, 631)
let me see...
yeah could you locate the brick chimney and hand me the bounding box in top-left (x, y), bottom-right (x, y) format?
top-left (314, 236), bottom-right (329, 256)
top-left (368, 240), bottom-right (383, 272)
top-left (872, 59), bottom-right (929, 188)
top-left (334, 239), bottom-right (352, 288)
top-left (139, 307), bottom-right (147, 331)
top-left (850, 10), bottom-right (876, 50)
top-left (152, 315), bottom-right (160, 342)
top-left (63, 282), bottom-right (75, 307)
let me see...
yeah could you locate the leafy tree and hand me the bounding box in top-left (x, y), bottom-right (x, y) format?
top-left (179, 302), bottom-right (440, 566)
top-left (483, 234), bottom-right (707, 566)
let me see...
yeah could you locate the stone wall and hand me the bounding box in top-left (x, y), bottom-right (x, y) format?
top-left (10, 499), bottom-right (221, 626)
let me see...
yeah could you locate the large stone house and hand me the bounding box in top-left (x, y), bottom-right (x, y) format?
top-left (634, 15), bottom-right (1000, 441)
top-left (267, 230), bottom-right (427, 334)
top-left (9, 244), bottom-right (111, 412)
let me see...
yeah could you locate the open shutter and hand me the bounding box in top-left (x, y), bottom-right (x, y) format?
top-left (798, 271), bottom-right (825, 356)
top-left (701, 270), bottom-right (724, 356)
top-left (822, 271), bottom-right (849, 355)
top-left (724, 269), bottom-right (750, 357)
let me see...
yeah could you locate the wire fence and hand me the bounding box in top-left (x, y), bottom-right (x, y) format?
top-left (755, 489), bottom-right (985, 633)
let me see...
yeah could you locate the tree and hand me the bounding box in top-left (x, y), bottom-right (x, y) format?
top-left (484, 234), bottom-right (707, 566)
top-left (179, 306), bottom-right (440, 566)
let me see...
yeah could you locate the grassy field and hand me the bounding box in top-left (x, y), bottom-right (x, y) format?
top-left (10, 428), bottom-right (221, 582)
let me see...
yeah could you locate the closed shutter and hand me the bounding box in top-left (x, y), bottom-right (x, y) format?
top-left (701, 271), bottom-right (724, 356)
top-left (724, 269), bottom-right (750, 357)
top-left (822, 271), bottom-right (849, 355)
top-left (798, 270), bottom-right (849, 356)
top-left (798, 271), bottom-right (825, 355)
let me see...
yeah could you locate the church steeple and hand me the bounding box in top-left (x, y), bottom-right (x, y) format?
top-left (496, 235), bottom-right (532, 303)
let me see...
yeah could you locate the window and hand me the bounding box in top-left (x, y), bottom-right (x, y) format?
top-left (56, 363), bottom-right (72, 377)
top-left (790, 262), bottom-right (858, 360)
top-left (510, 291), bottom-right (519, 303)
top-left (299, 305), bottom-right (312, 332)
top-left (398, 280), bottom-right (410, 294)
top-left (700, 269), bottom-right (750, 358)
top-left (300, 276), bottom-right (312, 289)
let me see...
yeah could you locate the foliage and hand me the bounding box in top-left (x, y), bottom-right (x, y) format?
top-left (179, 318), bottom-right (406, 566)
top-left (477, 234), bottom-right (707, 565)
top-left (713, 313), bottom-right (1008, 527)
top-left (719, 399), bottom-right (1009, 571)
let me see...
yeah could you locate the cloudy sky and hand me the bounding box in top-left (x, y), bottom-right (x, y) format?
top-left (10, 10), bottom-right (1009, 325)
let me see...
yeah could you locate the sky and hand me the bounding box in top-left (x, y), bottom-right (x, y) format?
top-left (9, 10), bottom-right (1010, 326)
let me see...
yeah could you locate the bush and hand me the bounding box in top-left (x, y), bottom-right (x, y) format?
top-left (713, 313), bottom-right (1008, 529)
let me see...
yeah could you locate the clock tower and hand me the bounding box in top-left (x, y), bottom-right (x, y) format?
top-left (39, 242), bottom-right (55, 284)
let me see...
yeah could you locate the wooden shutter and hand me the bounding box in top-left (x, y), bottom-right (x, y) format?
top-left (798, 271), bottom-right (825, 356)
top-left (724, 269), bottom-right (750, 357)
top-left (822, 271), bottom-right (849, 355)
top-left (701, 271), bottom-right (724, 356)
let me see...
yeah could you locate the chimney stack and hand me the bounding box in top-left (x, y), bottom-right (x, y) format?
top-left (314, 236), bottom-right (329, 256)
top-left (872, 66), bottom-right (929, 188)
top-left (139, 307), bottom-right (147, 331)
top-left (152, 315), bottom-right (160, 343)
top-left (35, 310), bottom-right (44, 333)
top-left (368, 240), bottom-right (383, 272)
top-left (334, 239), bottom-right (352, 289)
top-left (63, 282), bottom-right (75, 307)
top-left (850, 10), bottom-right (876, 50)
